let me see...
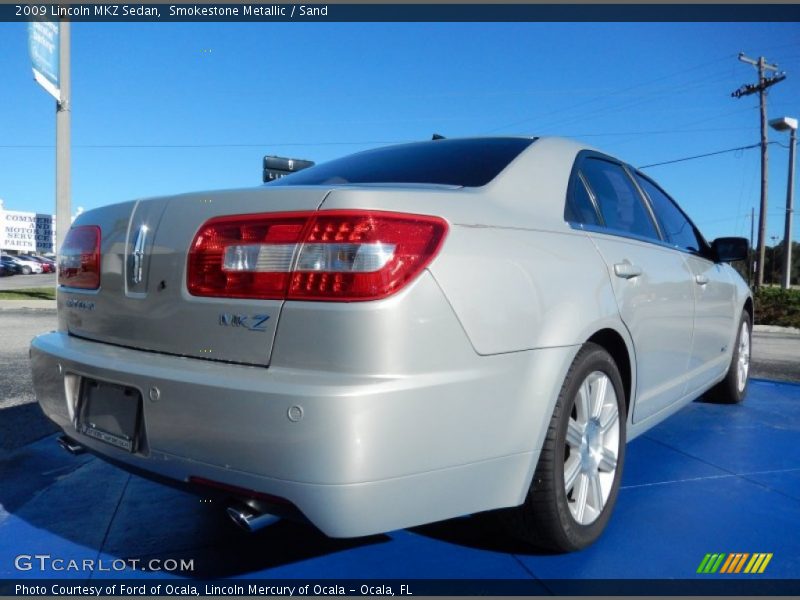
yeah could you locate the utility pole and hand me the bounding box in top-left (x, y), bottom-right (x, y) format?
top-left (749, 206), bottom-right (755, 287)
top-left (732, 53), bottom-right (786, 289)
top-left (56, 20), bottom-right (71, 253)
top-left (784, 126), bottom-right (796, 288)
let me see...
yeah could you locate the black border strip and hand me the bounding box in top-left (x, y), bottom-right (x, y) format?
top-left (5, 4), bottom-right (800, 22)
top-left (3, 579), bottom-right (800, 596)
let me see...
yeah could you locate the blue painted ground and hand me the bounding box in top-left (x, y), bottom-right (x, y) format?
top-left (1, 379), bottom-right (799, 588)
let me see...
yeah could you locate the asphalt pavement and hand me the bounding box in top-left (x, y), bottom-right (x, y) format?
top-left (0, 272), bottom-right (56, 290)
top-left (751, 330), bottom-right (800, 383)
top-left (0, 309), bottom-right (59, 453)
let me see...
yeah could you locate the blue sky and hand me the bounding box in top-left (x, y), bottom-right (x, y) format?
top-left (1, 21), bottom-right (799, 243)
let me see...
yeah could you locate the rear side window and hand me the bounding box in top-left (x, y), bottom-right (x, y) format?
top-left (565, 175), bottom-right (601, 226)
top-left (635, 174), bottom-right (705, 253)
top-left (581, 158), bottom-right (660, 240)
top-left (268, 138), bottom-right (535, 188)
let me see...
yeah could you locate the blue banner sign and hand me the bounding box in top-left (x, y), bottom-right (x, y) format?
top-left (27, 21), bottom-right (60, 101)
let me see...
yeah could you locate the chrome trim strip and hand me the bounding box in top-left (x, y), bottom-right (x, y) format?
top-left (132, 225), bottom-right (149, 285)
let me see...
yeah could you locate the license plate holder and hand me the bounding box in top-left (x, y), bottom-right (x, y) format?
top-left (78, 379), bottom-right (142, 453)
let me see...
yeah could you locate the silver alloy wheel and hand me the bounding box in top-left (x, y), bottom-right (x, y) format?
top-left (564, 370), bottom-right (620, 526)
top-left (736, 321), bottom-right (751, 393)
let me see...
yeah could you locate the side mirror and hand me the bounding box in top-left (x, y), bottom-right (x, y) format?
top-left (712, 237), bottom-right (749, 263)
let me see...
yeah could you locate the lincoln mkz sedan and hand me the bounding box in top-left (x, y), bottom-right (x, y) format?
top-left (31, 137), bottom-right (752, 551)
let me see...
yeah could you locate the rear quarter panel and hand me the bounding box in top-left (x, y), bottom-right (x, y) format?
top-left (319, 137), bottom-right (623, 356)
top-left (429, 226), bottom-right (621, 355)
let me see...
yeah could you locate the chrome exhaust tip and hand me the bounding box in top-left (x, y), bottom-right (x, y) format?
top-left (226, 502), bottom-right (279, 533)
top-left (57, 435), bottom-right (86, 455)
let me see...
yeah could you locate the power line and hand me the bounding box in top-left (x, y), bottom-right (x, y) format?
top-left (563, 125), bottom-right (756, 139)
top-left (638, 142), bottom-right (778, 169)
top-left (0, 123), bottom-right (764, 151)
top-left (697, 209), bottom-right (785, 226)
top-left (0, 140), bottom-right (407, 149)
top-left (758, 40), bottom-right (800, 53)
top-left (1, 136), bottom-right (787, 170)
top-left (595, 105), bottom-right (761, 152)
top-left (484, 53), bottom-right (737, 134)
top-left (505, 71), bottom-right (735, 136)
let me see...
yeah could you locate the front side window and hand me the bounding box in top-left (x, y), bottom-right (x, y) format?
top-left (635, 174), bottom-right (705, 253)
top-left (580, 158), bottom-right (660, 240)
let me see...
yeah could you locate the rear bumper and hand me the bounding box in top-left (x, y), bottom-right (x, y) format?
top-left (31, 331), bottom-right (576, 537)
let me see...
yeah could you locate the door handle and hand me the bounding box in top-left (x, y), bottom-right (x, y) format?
top-left (613, 262), bottom-right (643, 279)
top-left (695, 274), bottom-right (709, 285)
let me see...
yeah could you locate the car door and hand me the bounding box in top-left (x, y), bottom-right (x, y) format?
top-left (568, 155), bottom-right (696, 423)
top-left (633, 172), bottom-right (737, 395)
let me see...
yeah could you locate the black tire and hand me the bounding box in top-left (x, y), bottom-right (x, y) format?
top-left (705, 311), bottom-right (751, 404)
top-left (499, 342), bottom-right (626, 552)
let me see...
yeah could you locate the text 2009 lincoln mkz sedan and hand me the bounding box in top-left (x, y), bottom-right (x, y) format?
top-left (31, 137), bottom-right (752, 551)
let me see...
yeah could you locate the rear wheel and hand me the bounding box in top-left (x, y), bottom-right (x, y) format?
top-left (501, 343), bottom-right (626, 552)
top-left (706, 311), bottom-right (751, 404)
top-left (21, 266), bottom-right (32, 275)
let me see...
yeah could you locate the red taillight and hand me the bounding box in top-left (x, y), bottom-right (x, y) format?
top-left (58, 226), bottom-right (101, 289)
top-left (187, 213), bottom-right (307, 299)
top-left (187, 210), bottom-right (448, 301)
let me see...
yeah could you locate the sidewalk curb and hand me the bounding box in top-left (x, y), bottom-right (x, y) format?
top-left (0, 300), bottom-right (57, 310)
top-left (754, 324), bottom-right (800, 335)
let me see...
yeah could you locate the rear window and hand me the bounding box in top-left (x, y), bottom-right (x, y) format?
top-left (268, 138), bottom-right (535, 188)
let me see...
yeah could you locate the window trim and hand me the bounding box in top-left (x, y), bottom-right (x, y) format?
top-left (621, 164), bottom-right (665, 241)
top-left (573, 222), bottom-right (675, 248)
top-left (565, 169), bottom-right (605, 227)
top-left (578, 171), bottom-right (606, 227)
top-left (564, 150), bottom-right (717, 262)
top-left (566, 152), bottom-right (603, 228)
top-left (565, 150), bottom-right (663, 243)
top-left (631, 168), bottom-right (714, 260)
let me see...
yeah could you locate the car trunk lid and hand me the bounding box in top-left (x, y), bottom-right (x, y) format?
top-left (59, 187), bottom-right (329, 367)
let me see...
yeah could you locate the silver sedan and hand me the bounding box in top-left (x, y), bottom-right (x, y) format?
top-left (30, 137), bottom-right (752, 551)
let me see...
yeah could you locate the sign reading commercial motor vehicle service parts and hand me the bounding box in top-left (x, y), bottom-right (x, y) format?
top-left (27, 21), bottom-right (60, 101)
top-left (0, 210), bottom-right (56, 253)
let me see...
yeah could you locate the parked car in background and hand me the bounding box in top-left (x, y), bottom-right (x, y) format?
top-left (1, 256), bottom-right (27, 275)
top-left (20, 254), bottom-right (55, 273)
top-left (31, 136), bottom-right (752, 552)
top-left (0, 261), bottom-right (11, 277)
top-left (3, 255), bottom-right (43, 275)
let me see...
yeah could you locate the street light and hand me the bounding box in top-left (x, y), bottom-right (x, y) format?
top-left (769, 116), bottom-right (797, 289)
